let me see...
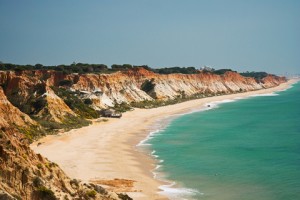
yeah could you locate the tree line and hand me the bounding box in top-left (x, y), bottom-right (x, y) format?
top-left (0, 62), bottom-right (198, 74)
top-left (0, 62), bottom-right (152, 74)
top-left (0, 61), bottom-right (271, 79)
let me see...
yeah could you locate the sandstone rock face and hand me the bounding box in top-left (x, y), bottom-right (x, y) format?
top-left (0, 70), bottom-right (77, 123)
top-left (68, 68), bottom-right (286, 108)
top-left (0, 87), bottom-right (37, 128)
top-left (0, 68), bottom-right (286, 113)
top-left (38, 85), bottom-right (76, 123)
top-left (70, 71), bottom-right (153, 108)
top-left (0, 128), bottom-right (122, 199)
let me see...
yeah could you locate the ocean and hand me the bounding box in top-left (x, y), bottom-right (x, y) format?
top-left (144, 81), bottom-right (300, 200)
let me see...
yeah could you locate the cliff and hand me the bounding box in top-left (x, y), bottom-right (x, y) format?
top-left (57, 68), bottom-right (286, 108)
top-left (0, 68), bottom-right (285, 199)
top-left (0, 86), bottom-right (129, 199)
top-left (0, 128), bottom-right (127, 200)
top-left (0, 87), bottom-right (37, 129)
top-left (0, 68), bottom-right (286, 124)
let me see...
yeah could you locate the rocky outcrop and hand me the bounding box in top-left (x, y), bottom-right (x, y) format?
top-left (38, 85), bottom-right (76, 123)
top-left (0, 70), bottom-right (77, 123)
top-left (0, 128), bottom-right (126, 200)
top-left (0, 87), bottom-right (36, 129)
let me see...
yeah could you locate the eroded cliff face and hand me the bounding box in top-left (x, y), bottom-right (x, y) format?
top-left (0, 68), bottom-right (286, 114)
top-left (0, 127), bottom-right (126, 200)
top-left (68, 68), bottom-right (286, 108)
top-left (40, 85), bottom-right (77, 123)
top-left (0, 70), bottom-right (77, 124)
top-left (0, 89), bottom-right (125, 199)
top-left (0, 87), bottom-right (37, 129)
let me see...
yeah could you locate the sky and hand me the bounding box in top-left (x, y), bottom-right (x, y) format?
top-left (0, 0), bottom-right (299, 75)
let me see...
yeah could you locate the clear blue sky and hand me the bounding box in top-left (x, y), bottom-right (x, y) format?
top-left (0, 0), bottom-right (299, 75)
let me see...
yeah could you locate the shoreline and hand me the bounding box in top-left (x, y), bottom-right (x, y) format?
top-left (30, 79), bottom-right (298, 200)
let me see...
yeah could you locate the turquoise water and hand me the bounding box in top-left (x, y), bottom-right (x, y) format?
top-left (148, 82), bottom-right (300, 200)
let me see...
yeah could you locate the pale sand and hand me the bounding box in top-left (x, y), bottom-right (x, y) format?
top-left (31, 79), bottom-right (298, 200)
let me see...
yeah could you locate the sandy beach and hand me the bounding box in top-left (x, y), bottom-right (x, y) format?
top-left (31, 79), bottom-right (298, 200)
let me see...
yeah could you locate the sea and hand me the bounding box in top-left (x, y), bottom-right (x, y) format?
top-left (140, 81), bottom-right (300, 200)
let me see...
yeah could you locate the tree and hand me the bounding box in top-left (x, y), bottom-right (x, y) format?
top-left (35, 63), bottom-right (43, 69)
top-left (122, 64), bottom-right (133, 69)
top-left (111, 64), bottom-right (123, 70)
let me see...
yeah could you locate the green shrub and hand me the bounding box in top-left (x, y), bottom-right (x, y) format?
top-left (16, 126), bottom-right (42, 141)
top-left (58, 80), bottom-right (73, 87)
top-left (130, 92), bottom-right (210, 109)
top-left (34, 186), bottom-right (56, 200)
top-left (84, 99), bottom-right (93, 105)
top-left (36, 163), bottom-right (43, 169)
top-left (36, 115), bottom-right (91, 133)
top-left (141, 79), bottom-right (155, 93)
top-left (32, 176), bottom-right (44, 187)
top-left (118, 193), bottom-right (133, 200)
top-left (32, 97), bottom-right (47, 112)
top-left (37, 120), bottom-right (63, 130)
top-left (240, 71), bottom-right (269, 81)
top-left (153, 66), bottom-right (197, 74)
top-left (51, 87), bottom-right (98, 119)
top-left (212, 69), bottom-right (235, 75)
top-left (70, 179), bottom-right (80, 188)
top-left (86, 190), bottom-right (97, 198)
top-left (113, 102), bottom-right (132, 113)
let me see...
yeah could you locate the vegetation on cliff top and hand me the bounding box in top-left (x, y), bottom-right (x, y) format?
top-left (240, 71), bottom-right (270, 81)
top-left (0, 61), bottom-right (273, 79)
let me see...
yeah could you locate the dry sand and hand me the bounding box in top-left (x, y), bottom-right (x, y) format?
top-left (31, 79), bottom-right (298, 200)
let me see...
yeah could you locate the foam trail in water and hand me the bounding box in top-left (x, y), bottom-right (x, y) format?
top-left (234, 96), bottom-right (247, 100)
top-left (137, 129), bottom-right (161, 146)
top-left (203, 99), bottom-right (237, 111)
top-left (151, 150), bottom-right (159, 158)
top-left (250, 93), bottom-right (279, 97)
top-left (159, 182), bottom-right (203, 200)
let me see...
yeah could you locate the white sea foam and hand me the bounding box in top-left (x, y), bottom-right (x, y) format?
top-left (136, 129), bottom-right (161, 146)
top-left (217, 99), bottom-right (237, 103)
top-left (201, 99), bottom-right (237, 111)
top-left (155, 165), bottom-right (162, 170)
top-left (151, 150), bottom-right (159, 158)
top-left (250, 93), bottom-right (279, 97)
top-left (153, 172), bottom-right (158, 179)
top-left (158, 182), bottom-right (203, 200)
top-left (234, 96), bottom-right (247, 100)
